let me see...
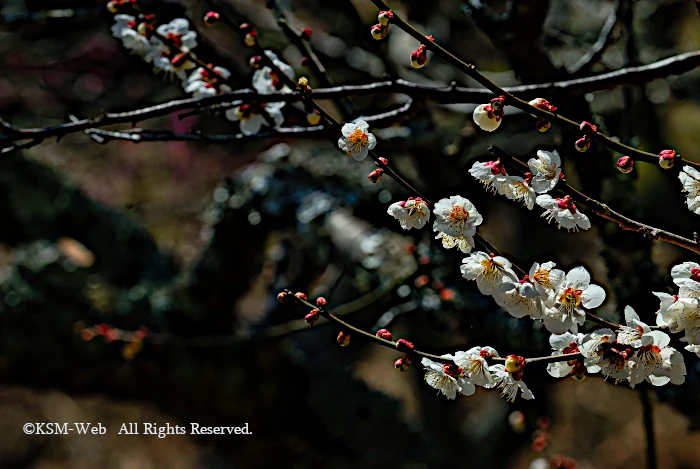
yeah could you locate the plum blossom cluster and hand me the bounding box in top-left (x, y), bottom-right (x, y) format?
top-left (109, 9), bottom-right (295, 136)
top-left (469, 150), bottom-right (591, 232)
top-left (679, 166), bottom-right (700, 215)
top-left (421, 350), bottom-right (534, 402)
top-left (657, 261), bottom-right (700, 357)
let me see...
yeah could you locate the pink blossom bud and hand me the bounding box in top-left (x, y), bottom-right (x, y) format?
top-left (376, 329), bottom-right (393, 340)
top-left (106, 1), bottom-right (120, 13)
top-left (249, 55), bottom-right (263, 69)
top-left (528, 97), bottom-right (557, 113)
top-left (337, 331), bottom-right (351, 347)
top-left (367, 168), bottom-right (383, 183)
top-left (276, 292), bottom-right (288, 303)
top-left (204, 11), bottom-right (220, 26)
top-left (490, 95), bottom-right (506, 111)
top-left (244, 31), bottom-right (257, 47)
top-left (535, 120), bottom-right (551, 132)
top-left (579, 121), bottom-right (597, 134)
top-left (616, 156), bottom-right (634, 173)
top-left (295, 292), bottom-right (307, 302)
top-left (305, 310), bottom-right (320, 326)
top-left (371, 23), bottom-right (388, 40)
top-left (378, 10), bottom-right (394, 26)
top-left (315, 297), bottom-right (327, 307)
top-left (300, 28), bottom-right (312, 40)
top-left (377, 157), bottom-right (389, 166)
top-left (239, 22), bottom-right (253, 33)
top-left (505, 354), bottom-right (525, 373)
top-left (410, 47), bottom-right (428, 68)
top-left (575, 137), bottom-right (590, 152)
top-left (394, 355), bottom-right (411, 372)
top-left (659, 149), bottom-right (676, 169)
top-left (396, 338), bottom-right (415, 352)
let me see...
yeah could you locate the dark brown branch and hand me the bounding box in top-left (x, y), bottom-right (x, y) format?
top-left (640, 388), bottom-right (658, 469)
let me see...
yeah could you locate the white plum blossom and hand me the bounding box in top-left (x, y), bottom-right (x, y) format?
top-left (225, 103), bottom-right (284, 135)
top-left (616, 306), bottom-right (653, 348)
top-left (111, 15), bottom-right (153, 58)
top-left (489, 364), bottom-right (534, 402)
top-left (502, 176), bottom-right (536, 210)
top-left (435, 231), bottom-right (475, 254)
top-left (579, 328), bottom-right (629, 383)
top-left (432, 195), bottom-right (482, 238)
top-left (422, 356), bottom-right (475, 399)
top-left (493, 279), bottom-right (544, 319)
top-left (253, 51), bottom-right (295, 94)
top-left (473, 103), bottom-right (502, 132)
top-left (543, 266), bottom-right (606, 334)
top-left (654, 291), bottom-right (684, 332)
top-left (546, 332), bottom-right (585, 379)
top-left (528, 150), bottom-right (563, 193)
top-left (678, 165), bottom-right (700, 214)
top-left (150, 19), bottom-right (198, 81)
top-left (469, 160), bottom-right (508, 194)
top-left (337, 120), bottom-right (377, 161)
top-left (529, 261), bottom-right (564, 300)
top-left (671, 261), bottom-right (700, 299)
top-left (184, 66), bottom-right (232, 97)
top-left (627, 330), bottom-right (686, 388)
top-left (460, 251), bottom-right (518, 295)
top-left (453, 346), bottom-right (499, 388)
top-left (387, 198), bottom-right (430, 230)
top-left (536, 194), bottom-right (591, 232)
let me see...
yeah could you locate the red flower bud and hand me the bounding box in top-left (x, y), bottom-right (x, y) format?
top-left (394, 355), bottom-right (411, 372)
top-left (315, 297), bottom-right (327, 307)
top-left (410, 47), bottom-right (428, 68)
top-left (204, 11), bottom-right (220, 26)
top-left (535, 120), bottom-right (551, 133)
top-left (239, 22), bottom-right (253, 33)
top-left (376, 329), bottom-right (393, 340)
top-left (616, 156), bottom-right (634, 173)
top-left (377, 157), bottom-right (389, 166)
top-left (659, 149), bottom-right (676, 169)
top-left (396, 338), bottom-right (415, 352)
top-left (300, 28), bottom-right (312, 40)
top-left (367, 168), bottom-right (383, 183)
top-left (305, 309), bottom-right (320, 326)
top-left (277, 292), bottom-right (288, 303)
top-left (575, 137), bottom-right (590, 152)
top-left (295, 292), bottom-right (307, 302)
top-left (249, 55), bottom-right (263, 69)
top-left (579, 120), bottom-right (597, 134)
top-left (371, 23), bottom-right (388, 40)
top-left (337, 331), bottom-right (351, 347)
top-left (377, 10), bottom-right (394, 26)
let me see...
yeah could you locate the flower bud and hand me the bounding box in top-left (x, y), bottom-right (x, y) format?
top-left (244, 31), bottom-right (257, 47)
top-left (137, 22), bottom-right (149, 36)
top-left (396, 338), bottom-right (415, 352)
top-left (298, 77), bottom-right (308, 87)
top-left (616, 156), bottom-right (634, 173)
top-left (473, 104), bottom-right (502, 132)
top-left (579, 121), bottom-right (597, 134)
top-left (371, 23), bottom-right (388, 40)
top-left (306, 110), bottom-right (321, 125)
top-left (505, 354), bottom-right (525, 373)
top-left (315, 297), bottom-right (327, 307)
top-left (239, 22), bottom-right (253, 33)
top-left (106, 1), bottom-right (120, 13)
top-left (490, 95), bottom-right (505, 111)
top-left (394, 355), bottom-right (411, 372)
top-left (535, 120), bottom-right (551, 132)
top-left (378, 10), bottom-right (394, 26)
top-left (337, 331), bottom-right (351, 347)
top-left (295, 292), bottom-right (307, 302)
top-left (410, 48), bottom-right (428, 68)
top-left (376, 329), bottom-right (393, 340)
top-left (300, 28), bottom-right (312, 40)
top-left (276, 291), bottom-right (288, 303)
top-left (575, 137), bottom-right (590, 152)
top-left (377, 157), bottom-right (389, 166)
top-left (528, 97), bottom-right (557, 113)
top-left (204, 11), bottom-right (220, 26)
top-left (249, 55), bottom-right (263, 69)
top-left (659, 149), bottom-right (676, 169)
top-left (305, 309), bottom-right (320, 326)
top-left (367, 168), bottom-right (383, 183)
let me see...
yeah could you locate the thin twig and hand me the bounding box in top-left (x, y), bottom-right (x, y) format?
top-left (640, 388), bottom-right (658, 469)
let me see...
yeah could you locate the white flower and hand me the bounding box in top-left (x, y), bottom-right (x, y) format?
top-left (453, 346), bottom-right (499, 388)
top-left (502, 176), bottom-right (536, 210)
top-left (111, 15), bottom-right (152, 58)
top-left (468, 160), bottom-right (508, 194)
top-left (387, 198), bottom-right (430, 230)
top-left (111, 14), bottom-right (136, 38)
top-left (685, 344), bottom-right (700, 357)
top-left (529, 261), bottom-right (565, 301)
top-left (527, 150), bottom-right (563, 193)
top-left (460, 251), bottom-right (518, 295)
top-left (154, 18), bottom-right (198, 51)
top-left (149, 19), bottom-right (198, 81)
top-left (543, 266), bottom-right (605, 334)
top-left (616, 305), bottom-right (653, 348)
top-left (224, 103), bottom-right (284, 135)
top-left (536, 194), bottom-right (591, 232)
top-left (473, 103), bottom-right (502, 132)
top-left (493, 280), bottom-right (544, 319)
top-left (679, 165), bottom-right (700, 214)
top-left (184, 66), bottom-right (232, 97)
top-left (421, 356), bottom-right (475, 399)
top-left (432, 195), bottom-right (483, 238)
top-left (252, 51), bottom-right (295, 94)
top-left (663, 295), bottom-right (700, 345)
top-left (489, 364), bottom-right (534, 401)
top-left (546, 332), bottom-right (585, 379)
top-left (435, 231), bottom-right (474, 253)
top-left (654, 291), bottom-right (684, 332)
top-left (337, 120), bottom-right (377, 161)
top-left (671, 261), bottom-right (700, 299)
top-left (579, 328), bottom-right (629, 383)
top-left (627, 330), bottom-right (686, 388)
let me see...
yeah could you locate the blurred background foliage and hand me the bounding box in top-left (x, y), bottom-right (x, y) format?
top-left (1, 0), bottom-right (700, 467)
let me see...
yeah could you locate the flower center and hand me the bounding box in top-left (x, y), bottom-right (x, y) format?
top-left (691, 267), bottom-right (700, 282)
top-left (558, 287), bottom-right (583, 315)
top-left (348, 129), bottom-right (368, 146)
top-left (443, 364), bottom-right (464, 378)
top-left (534, 268), bottom-right (552, 288)
top-left (448, 205), bottom-right (468, 222)
top-left (479, 258), bottom-right (506, 284)
top-left (484, 159), bottom-right (506, 176)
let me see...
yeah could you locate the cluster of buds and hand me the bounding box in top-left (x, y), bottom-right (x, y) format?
top-left (575, 120), bottom-right (597, 152)
top-left (203, 11), bottom-right (220, 26)
top-left (529, 98), bottom-right (557, 133)
top-left (410, 35), bottom-right (433, 69)
top-left (504, 354), bottom-right (526, 381)
top-left (616, 155), bottom-right (634, 173)
top-left (371, 10), bottom-right (394, 40)
top-left (473, 96), bottom-right (505, 132)
top-left (658, 149), bottom-right (677, 169)
top-left (107, 0), bottom-right (137, 14)
top-left (240, 23), bottom-right (258, 47)
top-left (296, 77), bottom-right (320, 125)
top-left (368, 157), bottom-right (389, 184)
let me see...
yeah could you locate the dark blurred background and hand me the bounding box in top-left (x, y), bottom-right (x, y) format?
top-left (1, 0), bottom-right (700, 467)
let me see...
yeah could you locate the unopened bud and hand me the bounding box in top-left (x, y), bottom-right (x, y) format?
top-left (410, 48), bottom-right (428, 68)
top-left (579, 121), bottom-right (597, 134)
top-left (106, 1), bottom-right (120, 13)
top-left (298, 77), bottom-right (309, 87)
top-left (337, 331), bottom-right (351, 347)
top-left (315, 297), bottom-right (327, 307)
top-left (378, 10), bottom-right (394, 26)
top-left (376, 329), bottom-right (393, 340)
top-left (295, 292), bottom-right (307, 302)
top-left (371, 23), bottom-right (388, 40)
top-left (616, 156), bottom-right (634, 173)
top-left (300, 28), bottom-right (312, 40)
top-left (306, 110), bottom-right (321, 125)
top-left (137, 22), bottom-right (149, 35)
top-left (505, 354), bottom-right (525, 373)
top-left (528, 97), bottom-right (557, 113)
top-left (368, 168), bottom-right (383, 183)
top-left (276, 291), bottom-right (288, 303)
top-left (244, 31), bottom-right (257, 47)
top-left (394, 355), bottom-right (411, 372)
top-left (249, 55), bottom-right (263, 69)
top-left (377, 157), bottom-right (389, 166)
top-left (535, 120), bottom-right (551, 132)
top-left (396, 338), bottom-right (415, 352)
top-left (490, 95), bottom-right (506, 111)
top-left (305, 309), bottom-right (320, 326)
top-left (204, 11), bottom-right (220, 26)
top-left (575, 137), bottom-right (590, 152)
top-left (659, 149), bottom-right (676, 169)
top-left (239, 22), bottom-right (253, 33)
